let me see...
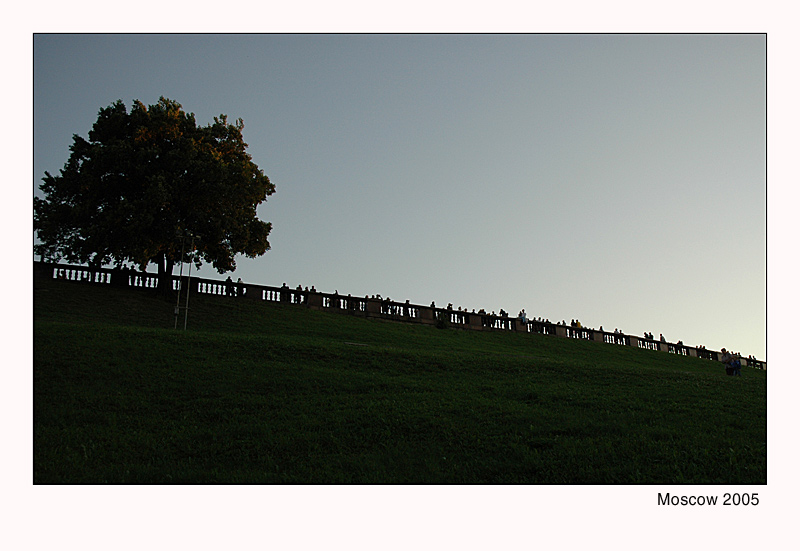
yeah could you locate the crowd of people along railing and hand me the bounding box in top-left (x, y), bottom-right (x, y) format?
top-left (34, 261), bottom-right (766, 370)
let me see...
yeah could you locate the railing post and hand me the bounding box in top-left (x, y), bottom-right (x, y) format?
top-left (245, 284), bottom-right (264, 301)
top-left (419, 306), bottom-right (435, 324)
top-left (365, 297), bottom-right (381, 316)
top-left (307, 290), bottom-right (323, 309)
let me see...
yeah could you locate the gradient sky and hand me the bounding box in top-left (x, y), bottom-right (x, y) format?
top-left (33, 33), bottom-right (766, 359)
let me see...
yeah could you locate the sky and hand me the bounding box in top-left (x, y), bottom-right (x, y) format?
top-left (33, 33), bottom-right (766, 359)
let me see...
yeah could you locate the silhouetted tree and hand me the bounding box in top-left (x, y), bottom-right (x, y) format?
top-left (34, 97), bottom-right (275, 295)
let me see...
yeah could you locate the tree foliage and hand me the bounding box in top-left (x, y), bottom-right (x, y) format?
top-left (34, 97), bottom-right (275, 291)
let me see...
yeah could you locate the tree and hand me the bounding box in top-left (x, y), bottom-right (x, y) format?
top-left (34, 97), bottom-right (275, 295)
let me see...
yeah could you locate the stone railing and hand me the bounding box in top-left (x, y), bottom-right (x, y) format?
top-left (34, 261), bottom-right (766, 370)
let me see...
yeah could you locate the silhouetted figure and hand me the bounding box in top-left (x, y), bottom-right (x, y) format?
top-left (720, 348), bottom-right (741, 376)
top-left (225, 276), bottom-right (234, 297)
top-left (720, 348), bottom-right (730, 361)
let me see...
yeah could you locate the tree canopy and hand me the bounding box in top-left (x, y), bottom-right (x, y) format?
top-left (34, 97), bottom-right (275, 293)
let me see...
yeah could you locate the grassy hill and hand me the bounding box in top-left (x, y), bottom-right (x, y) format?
top-left (33, 276), bottom-right (766, 484)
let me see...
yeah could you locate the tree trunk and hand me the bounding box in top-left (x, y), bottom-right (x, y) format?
top-left (156, 253), bottom-right (175, 297)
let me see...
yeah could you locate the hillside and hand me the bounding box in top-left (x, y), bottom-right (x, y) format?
top-left (33, 276), bottom-right (766, 484)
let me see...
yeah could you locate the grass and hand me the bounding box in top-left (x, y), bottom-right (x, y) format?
top-left (33, 277), bottom-right (766, 484)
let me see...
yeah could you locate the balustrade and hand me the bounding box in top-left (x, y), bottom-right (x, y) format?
top-left (342, 296), bottom-right (364, 312)
top-left (34, 261), bottom-right (765, 368)
top-left (129, 272), bottom-right (158, 289)
top-left (668, 344), bottom-right (688, 356)
top-left (404, 305), bottom-right (419, 319)
top-left (637, 338), bottom-right (659, 351)
top-left (262, 289), bottom-right (279, 302)
top-left (606, 333), bottom-right (630, 346)
top-left (448, 311), bottom-right (470, 325)
top-left (528, 321), bottom-right (555, 335)
top-left (696, 349), bottom-right (718, 361)
top-left (481, 314), bottom-right (512, 330)
top-left (566, 327), bottom-right (592, 340)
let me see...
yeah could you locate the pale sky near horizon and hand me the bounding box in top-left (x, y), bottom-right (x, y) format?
top-left (33, 33), bottom-right (766, 359)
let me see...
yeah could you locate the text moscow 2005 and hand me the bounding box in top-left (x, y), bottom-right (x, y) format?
top-left (658, 493), bottom-right (759, 506)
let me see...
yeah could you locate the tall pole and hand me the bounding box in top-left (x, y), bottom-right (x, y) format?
top-left (174, 234), bottom-right (185, 330)
top-left (183, 234), bottom-right (195, 331)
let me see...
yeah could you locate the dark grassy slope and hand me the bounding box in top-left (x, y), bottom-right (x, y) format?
top-left (33, 278), bottom-right (766, 484)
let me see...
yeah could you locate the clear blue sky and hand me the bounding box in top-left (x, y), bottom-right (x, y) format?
top-left (33, 34), bottom-right (765, 358)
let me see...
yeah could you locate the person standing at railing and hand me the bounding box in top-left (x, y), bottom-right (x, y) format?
top-left (720, 348), bottom-right (742, 376)
top-left (732, 352), bottom-right (742, 376)
top-left (720, 349), bottom-right (732, 373)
